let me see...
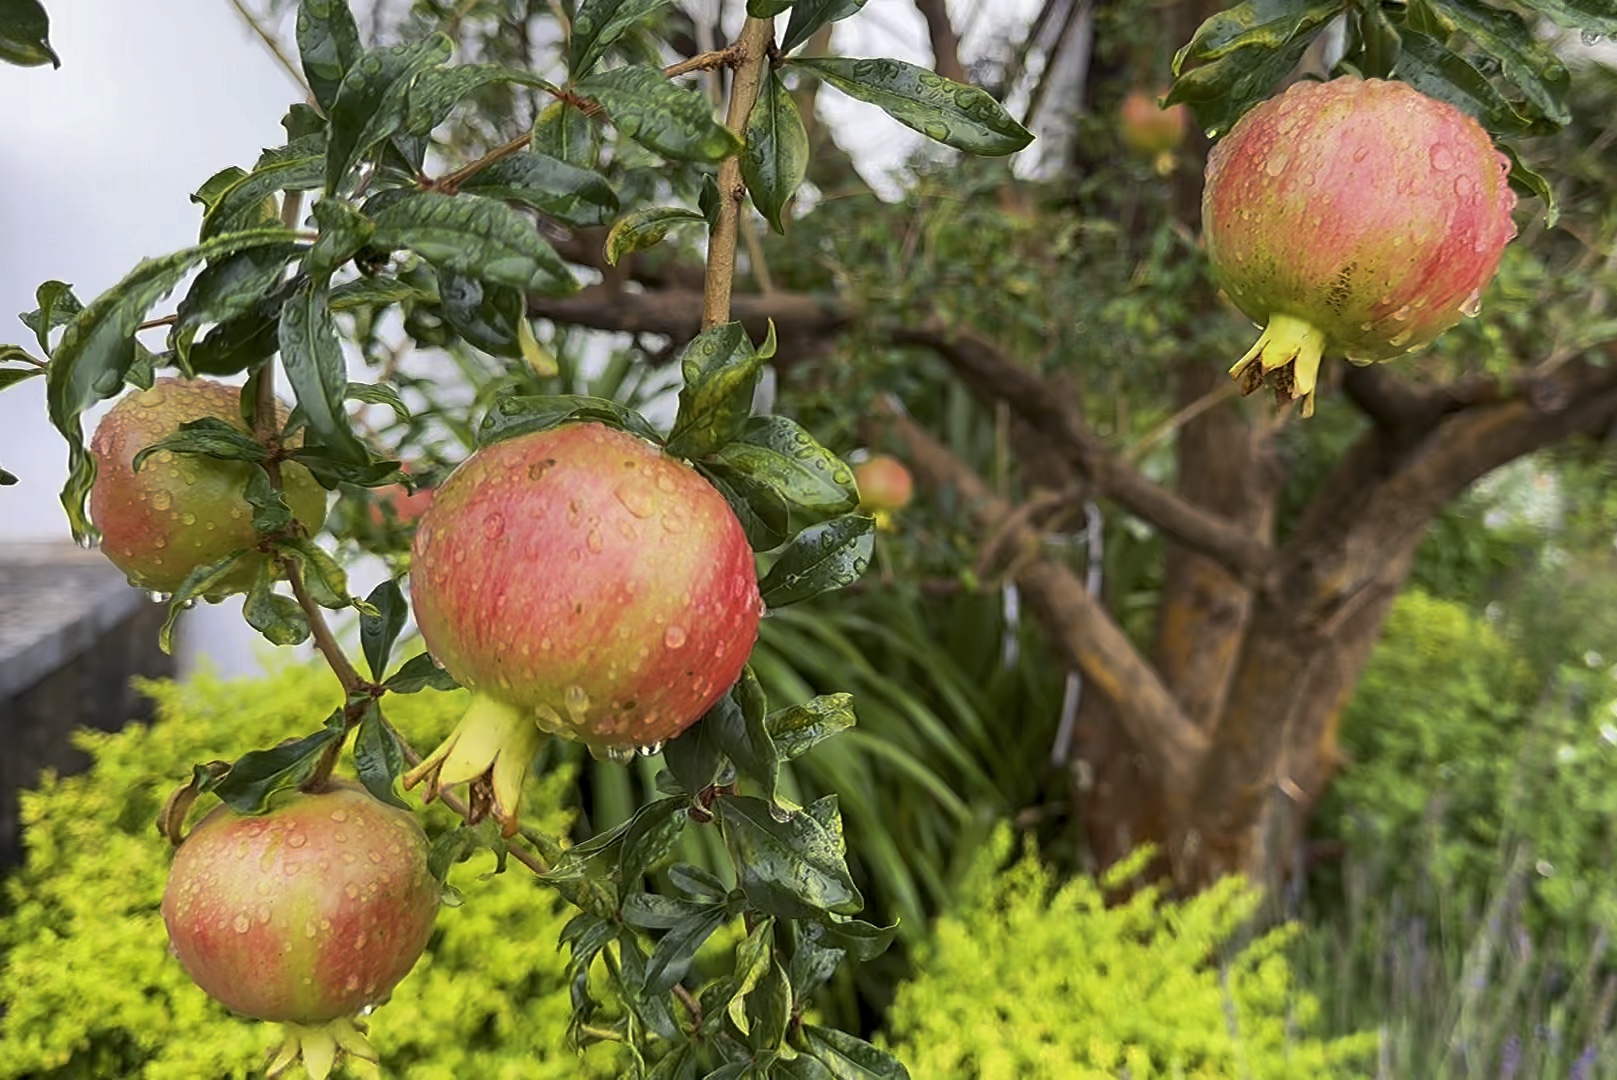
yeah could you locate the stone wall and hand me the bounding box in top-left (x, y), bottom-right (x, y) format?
top-left (0, 543), bottom-right (175, 872)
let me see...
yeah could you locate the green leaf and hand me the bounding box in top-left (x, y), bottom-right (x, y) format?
top-left (666, 322), bottom-right (766, 459)
top-left (325, 35), bottom-right (453, 196)
top-left (758, 513), bottom-right (873, 607)
top-left (329, 276), bottom-right (433, 311)
top-left (644, 903), bottom-right (731, 994)
top-left (776, 1057), bottom-right (837, 1080)
top-left (0, 0), bottom-right (57, 68)
top-left (712, 415), bottom-right (857, 520)
top-left (746, 962), bottom-right (792, 1051)
top-left (354, 703), bottom-right (409, 809)
top-left (436, 271), bottom-right (528, 359)
top-left (618, 797), bottom-right (688, 889)
top-left (1421, 0), bottom-right (1571, 125)
top-left (576, 65), bottom-right (743, 163)
top-left (1357, 2), bottom-right (1401, 80)
top-left (244, 465), bottom-right (296, 534)
top-left (369, 191), bottom-right (577, 295)
top-left (305, 199), bottom-right (375, 278)
top-left (282, 102), bottom-right (328, 142)
top-left (47, 228), bottom-right (298, 542)
top-left (0, 361), bottom-right (44, 390)
top-left (405, 63), bottom-right (558, 135)
top-left (211, 723), bottom-right (345, 814)
top-left (243, 559), bottom-right (312, 647)
top-left (201, 152), bottom-right (325, 241)
top-left (532, 100), bottom-right (599, 166)
top-left (158, 550), bottom-right (253, 652)
top-left (1500, 141), bottom-right (1556, 227)
top-left (171, 244), bottom-right (303, 369)
top-left (620, 892), bottom-right (721, 930)
top-left (569, 0), bottom-right (676, 79)
top-left (296, 0), bottom-right (362, 111)
top-left (714, 918), bottom-right (775, 1035)
top-left (701, 462), bottom-right (790, 551)
top-left (766, 693), bottom-right (855, 760)
top-left (0, 465), bottom-right (15, 486)
top-left (802, 1026), bottom-right (910, 1079)
top-left (20, 280), bottom-right (82, 354)
top-left (131, 417), bottom-right (269, 474)
top-left (287, 451), bottom-right (403, 489)
top-left (780, 0), bottom-right (866, 55)
top-left (742, 71), bottom-right (808, 234)
top-left (717, 795), bottom-right (861, 917)
top-left (279, 278), bottom-right (371, 466)
top-left (663, 714), bottom-right (725, 794)
top-left (816, 915), bottom-right (898, 962)
top-left (1525, 0), bottom-right (1617, 35)
top-left (274, 535), bottom-right (352, 609)
top-left (1166, 0), bottom-right (1339, 137)
top-left (790, 56), bottom-right (1032, 156)
top-left (1394, 26), bottom-right (1534, 134)
top-left (708, 669), bottom-right (779, 804)
top-left (604, 206), bottom-right (707, 266)
top-left (457, 152), bottom-right (620, 229)
top-left (747, 0), bottom-right (795, 16)
top-left (345, 380), bottom-right (410, 423)
top-left (383, 651), bottom-right (461, 693)
top-left (477, 392), bottom-right (663, 447)
top-left (188, 311), bottom-right (283, 378)
top-left (359, 578), bottom-right (408, 681)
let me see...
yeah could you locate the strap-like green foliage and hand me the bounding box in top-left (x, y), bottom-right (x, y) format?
top-left (0, 664), bottom-right (621, 1079)
top-left (881, 829), bottom-right (1377, 1079)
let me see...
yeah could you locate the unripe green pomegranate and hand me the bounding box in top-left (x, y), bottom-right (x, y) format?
top-left (89, 378), bottom-right (328, 593)
top-left (854, 454), bottom-right (914, 514)
top-left (406, 422), bottom-right (761, 828)
top-left (162, 782), bottom-right (439, 1077)
top-left (1202, 77), bottom-right (1518, 416)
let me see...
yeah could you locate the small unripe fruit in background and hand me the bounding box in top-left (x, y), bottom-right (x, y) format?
top-left (1119, 88), bottom-right (1188, 174)
top-left (367, 466), bottom-right (436, 528)
top-left (406, 422), bottom-right (762, 829)
top-left (89, 378), bottom-right (328, 593)
top-left (162, 782), bottom-right (439, 1077)
top-left (854, 454), bottom-right (914, 516)
top-left (1203, 77), bottom-right (1517, 416)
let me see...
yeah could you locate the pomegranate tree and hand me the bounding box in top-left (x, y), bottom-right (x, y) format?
top-left (89, 377), bottom-right (327, 593)
top-left (1202, 76), bottom-right (1518, 416)
top-left (162, 782), bottom-right (438, 1078)
top-left (405, 421), bottom-right (762, 829)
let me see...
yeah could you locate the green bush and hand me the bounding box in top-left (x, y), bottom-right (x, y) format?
top-left (882, 829), bottom-right (1376, 1079)
top-left (0, 663), bottom-right (623, 1079)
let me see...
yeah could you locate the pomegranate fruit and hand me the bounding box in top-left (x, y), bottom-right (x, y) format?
top-left (1202, 77), bottom-right (1517, 416)
top-left (90, 377), bottom-right (327, 593)
top-left (854, 454), bottom-right (914, 515)
top-left (162, 782), bottom-right (438, 1077)
top-left (367, 468), bottom-right (436, 529)
top-left (406, 421), bottom-right (762, 827)
top-left (1119, 88), bottom-right (1188, 168)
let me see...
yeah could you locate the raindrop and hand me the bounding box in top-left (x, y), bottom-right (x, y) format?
top-left (483, 512), bottom-right (505, 540)
top-left (586, 527), bottom-right (603, 554)
top-left (636, 741), bottom-right (665, 757)
top-left (664, 625), bottom-right (688, 650)
top-left (565, 684), bottom-right (591, 720)
top-left (180, 512), bottom-right (196, 526)
top-left (1581, 29), bottom-right (1603, 46)
top-left (1460, 290), bottom-right (1483, 318)
top-left (654, 471), bottom-right (678, 494)
top-left (233, 913), bottom-right (251, 934)
top-left (151, 490), bottom-right (173, 511)
top-left (148, 591), bottom-right (172, 604)
top-left (614, 479), bottom-right (656, 519)
top-left (75, 533), bottom-right (98, 550)
top-left (287, 832), bottom-right (308, 848)
top-left (769, 804), bottom-right (793, 824)
top-left (1428, 144), bottom-right (1454, 172)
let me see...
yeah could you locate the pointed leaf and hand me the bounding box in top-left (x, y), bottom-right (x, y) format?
top-left (325, 35), bottom-right (453, 195)
top-left (369, 191), bottom-right (577, 295)
top-left (620, 892), bottom-right (720, 930)
top-left (766, 693), bottom-right (855, 760)
top-left (663, 713), bottom-right (724, 794)
top-left (576, 65), bottom-right (742, 163)
top-left (780, 0), bottom-right (865, 55)
top-left (244, 465), bottom-right (295, 535)
top-left (458, 151), bottom-right (620, 228)
top-left (702, 462), bottom-right (790, 551)
top-left (802, 1026), bottom-right (910, 1079)
top-left (1166, 1), bottom-right (1343, 137)
top-left (296, 0), bottom-right (362, 111)
top-left (717, 795), bottom-right (861, 917)
top-left (533, 100), bottom-right (599, 165)
top-left (48, 228), bottom-right (297, 542)
top-left (354, 703), bottom-right (410, 808)
top-left (1515, 0), bottom-right (1617, 35)
top-left (745, 962), bottom-right (792, 1051)
top-left (329, 276), bottom-right (432, 311)
top-left (405, 63), bottom-right (557, 135)
top-left (618, 798), bottom-right (689, 889)
top-left (359, 579), bottom-right (408, 681)
top-left (1426, 0), bottom-right (1569, 125)
top-left (433, 271), bottom-right (527, 359)
top-left (211, 723), bottom-right (345, 814)
top-left (279, 278), bottom-right (371, 466)
top-left (158, 550), bottom-right (253, 652)
top-left (0, 0), bottom-right (57, 68)
top-left (742, 70), bottom-right (808, 233)
top-left (0, 362), bottom-right (44, 391)
top-left (644, 904), bottom-right (732, 994)
top-left (604, 206), bottom-right (707, 266)
top-left (171, 244), bottom-right (304, 368)
top-left (383, 651), bottom-right (461, 693)
top-left (275, 535), bottom-right (353, 609)
top-left (345, 380), bottom-right (410, 424)
top-left (1394, 26), bottom-right (1534, 134)
top-left (758, 512), bottom-right (873, 607)
top-left (477, 392), bottom-right (663, 447)
top-left (667, 321), bottom-right (767, 459)
top-left (188, 311), bottom-right (283, 377)
top-left (712, 415), bottom-right (857, 520)
top-left (569, 0), bottom-right (676, 78)
top-left (20, 280), bottom-right (82, 354)
top-left (791, 56), bottom-right (1031, 155)
top-left (305, 198), bottom-right (375, 278)
top-left (708, 668), bottom-right (779, 803)
top-left (201, 150), bottom-right (326, 241)
top-left (131, 417), bottom-right (269, 474)
top-left (243, 560), bottom-right (312, 647)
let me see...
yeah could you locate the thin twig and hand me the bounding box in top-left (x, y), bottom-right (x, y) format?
top-left (136, 314), bottom-right (178, 332)
top-left (394, 734), bottom-right (553, 876)
top-left (702, 19), bottom-right (775, 330)
top-left (227, 0), bottom-right (313, 101)
top-left (1124, 381), bottom-right (1240, 464)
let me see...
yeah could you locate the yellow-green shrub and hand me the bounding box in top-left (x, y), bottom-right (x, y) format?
top-left (882, 830), bottom-right (1377, 1079)
top-left (0, 663), bottom-right (623, 1079)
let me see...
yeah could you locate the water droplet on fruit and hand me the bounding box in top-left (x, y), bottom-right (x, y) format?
top-left (594, 743), bottom-right (636, 764)
top-left (233, 913), bottom-right (251, 933)
top-left (1453, 174), bottom-right (1477, 199)
top-left (614, 479), bottom-right (656, 518)
top-left (1389, 328), bottom-right (1415, 348)
top-left (1461, 290), bottom-right (1483, 317)
top-left (661, 511), bottom-right (686, 534)
top-left (1428, 144), bottom-right (1454, 172)
top-left (345, 975), bottom-right (361, 992)
top-left (535, 703), bottom-right (567, 734)
top-left (287, 832), bottom-right (307, 848)
top-left (1393, 304), bottom-right (1412, 321)
top-left (179, 512), bottom-right (196, 525)
top-left (586, 527), bottom-right (603, 553)
top-left (637, 741), bottom-right (664, 757)
top-left (147, 591), bottom-right (171, 604)
top-left (664, 625), bottom-right (687, 649)
top-left (565, 684), bottom-right (591, 721)
top-left (483, 512), bottom-right (505, 540)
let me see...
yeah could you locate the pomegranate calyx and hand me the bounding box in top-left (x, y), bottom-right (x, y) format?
top-left (402, 691), bottom-right (544, 835)
top-left (1228, 312), bottom-right (1328, 418)
top-left (265, 1017), bottom-right (378, 1080)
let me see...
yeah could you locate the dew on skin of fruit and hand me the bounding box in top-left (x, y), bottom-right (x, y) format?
top-left (1461, 291), bottom-right (1484, 318)
top-left (614, 480), bottom-right (656, 519)
top-left (147, 591), bottom-right (172, 604)
top-left (233, 913), bottom-right (251, 934)
top-left (565, 684), bottom-right (591, 721)
top-left (586, 527), bottom-right (604, 553)
top-left (637, 741), bottom-right (664, 757)
top-left (287, 832), bottom-right (307, 848)
top-left (664, 624), bottom-right (688, 649)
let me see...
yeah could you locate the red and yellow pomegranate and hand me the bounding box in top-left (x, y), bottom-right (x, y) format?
top-left (406, 422), bottom-right (762, 828)
top-left (89, 377), bottom-right (327, 593)
top-left (162, 782), bottom-right (439, 1077)
top-left (854, 454), bottom-right (914, 531)
top-left (1119, 88), bottom-right (1188, 173)
top-left (1202, 77), bottom-right (1518, 416)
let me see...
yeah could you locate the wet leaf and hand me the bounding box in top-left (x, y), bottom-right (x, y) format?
top-left (20, 280), bottom-right (82, 354)
top-left (1394, 26), bottom-right (1535, 134)
top-left (325, 35), bottom-right (453, 195)
top-left (345, 380), bottom-right (410, 424)
top-left (569, 0), bottom-right (676, 78)
top-left (244, 465), bottom-right (295, 534)
top-left (477, 392), bottom-right (663, 447)
top-left (171, 244), bottom-right (304, 370)
top-left (1167, 0), bottom-right (1339, 137)
top-left (405, 63), bottom-right (557, 135)
top-left (802, 1026), bottom-right (909, 1079)
top-left (0, 361), bottom-right (44, 391)
top-left (1500, 141), bottom-right (1557, 227)
top-left (354, 703), bottom-right (410, 809)
top-left (780, 0), bottom-right (865, 54)
top-left (295, 0), bottom-right (362, 111)
top-left (712, 415), bottom-right (857, 521)
top-left (359, 578), bottom-right (408, 680)
top-left (305, 199), bottom-right (375, 278)
top-left (1425, 0), bottom-right (1569, 125)
top-left (329, 276), bottom-right (432, 311)
top-left (274, 535), bottom-right (353, 609)
top-left (279, 278), bottom-right (371, 466)
top-left (717, 795), bottom-right (862, 917)
top-left (243, 559), bottom-right (311, 647)
top-left (701, 461), bottom-right (790, 552)
top-left (618, 797), bottom-right (688, 889)
top-left (457, 151), bottom-right (620, 229)
top-left (604, 206), bottom-right (707, 265)
top-left (201, 150), bottom-right (325, 241)
top-left (766, 693), bottom-right (855, 761)
top-left (667, 321), bottom-right (767, 459)
top-left (131, 418), bottom-right (268, 474)
top-left (211, 722), bottom-right (344, 814)
top-left (758, 513), bottom-right (873, 607)
top-left (742, 70), bottom-right (809, 234)
top-left (532, 100), bottom-right (599, 166)
top-left (791, 57), bottom-right (1031, 156)
top-left (644, 903), bottom-right (732, 993)
top-left (383, 651), bottom-right (461, 693)
top-left (663, 713), bottom-right (724, 793)
top-left (0, 0), bottom-right (57, 68)
top-left (1524, 0), bottom-right (1617, 35)
top-left (157, 550), bottom-right (252, 653)
top-left (370, 191), bottom-right (577, 295)
top-left (620, 891), bottom-right (720, 930)
top-left (576, 65), bottom-right (742, 163)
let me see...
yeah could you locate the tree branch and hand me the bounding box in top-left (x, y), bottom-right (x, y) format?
top-left (891, 321), bottom-right (1274, 584)
top-left (913, 0), bottom-right (966, 83)
top-left (529, 284), bottom-right (851, 348)
top-left (873, 402), bottom-right (1208, 805)
top-left (703, 17), bottom-right (777, 329)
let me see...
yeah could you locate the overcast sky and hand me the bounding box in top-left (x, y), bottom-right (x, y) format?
top-left (0, 1), bottom-right (1031, 673)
